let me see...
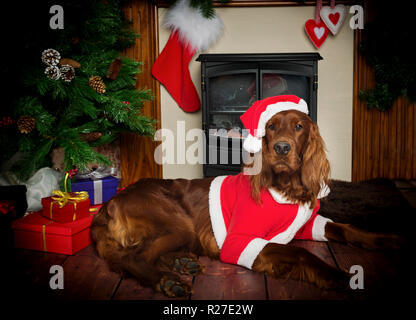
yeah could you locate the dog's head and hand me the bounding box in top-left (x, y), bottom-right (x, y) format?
top-left (248, 109), bottom-right (330, 206)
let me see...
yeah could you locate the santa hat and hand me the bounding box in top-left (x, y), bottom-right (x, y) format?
top-left (152, 0), bottom-right (224, 112)
top-left (240, 95), bottom-right (309, 153)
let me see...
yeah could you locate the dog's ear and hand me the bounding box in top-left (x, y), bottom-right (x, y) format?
top-left (248, 139), bottom-right (274, 203)
top-left (107, 199), bottom-right (121, 219)
top-left (301, 122), bottom-right (330, 207)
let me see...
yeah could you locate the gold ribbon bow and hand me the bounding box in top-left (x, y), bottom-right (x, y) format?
top-left (49, 190), bottom-right (89, 221)
top-left (51, 190), bottom-right (89, 207)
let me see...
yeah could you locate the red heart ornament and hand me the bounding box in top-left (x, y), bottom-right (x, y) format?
top-left (329, 12), bottom-right (340, 25)
top-left (305, 19), bottom-right (329, 49)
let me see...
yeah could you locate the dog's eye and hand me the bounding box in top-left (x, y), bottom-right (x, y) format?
top-left (294, 124), bottom-right (303, 131)
top-left (268, 124), bottom-right (275, 131)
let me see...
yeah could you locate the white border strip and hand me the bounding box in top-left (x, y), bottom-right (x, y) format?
top-left (208, 175), bottom-right (228, 249)
top-left (317, 183), bottom-right (330, 199)
top-left (268, 188), bottom-right (295, 204)
top-left (256, 100), bottom-right (308, 137)
top-left (268, 183), bottom-right (331, 204)
top-left (312, 215), bottom-right (333, 241)
top-left (237, 238), bottom-right (269, 269)
top-left (269, 204), bottom-right (313, 244)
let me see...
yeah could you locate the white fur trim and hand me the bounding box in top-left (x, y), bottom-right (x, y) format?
top-left (208, 175), bottom-right (228, 249)
top-left (256, 100), bottom-right (309, 137)
top-left (163, 0), bottom-right (224, 51)
top-left (268, 183), bottom-right (330, 204)
top-left (243, 133), bottom-right (262, 153)
top-left (317, 183), bottom-right (330, 199)
top-left (268, 188), bottom-right (294, 204)
top-left (237, 238), bottom-right (269, 270)
top-left (269, 204), bottom-right (314, 244)
top-left (312, 215), bottom-right (333, 241)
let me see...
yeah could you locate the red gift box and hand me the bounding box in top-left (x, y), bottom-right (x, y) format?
top-left (41, 193), bottom-right (90, 223)
top-left (12, 211), bottom-right (95, 255)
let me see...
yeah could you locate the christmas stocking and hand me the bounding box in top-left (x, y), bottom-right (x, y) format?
top-left (152, 0), bottom-right (223, 113)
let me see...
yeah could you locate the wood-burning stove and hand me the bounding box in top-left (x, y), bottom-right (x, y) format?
top-left (196, 53), bottom-right (322, 177)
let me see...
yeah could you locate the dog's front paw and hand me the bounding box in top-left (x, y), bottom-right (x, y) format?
top-left (159, 276), bottom-right (193, 298)
top-left (174, 257), bottom-right (205, 276)
top-left (316, 268), bottom-right (350, 291)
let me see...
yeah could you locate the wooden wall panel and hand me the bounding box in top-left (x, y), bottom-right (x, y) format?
top-left (120, 0), bottom-right (162, 187)
top-left (352, 30), bottom-right (416, 181)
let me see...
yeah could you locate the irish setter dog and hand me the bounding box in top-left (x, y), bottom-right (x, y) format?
top-left (91, 110), bottom-right (402, 297)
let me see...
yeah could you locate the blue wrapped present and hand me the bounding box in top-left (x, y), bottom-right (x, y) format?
top-left (71, 176), bottom-right (118, 205)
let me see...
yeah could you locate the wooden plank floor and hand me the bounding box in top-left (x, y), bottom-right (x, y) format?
top-left (6, 179), bottom-right (413, 301)
top-left (8, 239), bottom-right (407, 301)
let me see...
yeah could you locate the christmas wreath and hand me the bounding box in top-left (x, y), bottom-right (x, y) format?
top-left (359, 6), bottom-right (415, 111)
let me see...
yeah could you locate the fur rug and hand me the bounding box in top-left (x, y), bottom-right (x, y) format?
top-left (319, 179), bottom-right (415, 237)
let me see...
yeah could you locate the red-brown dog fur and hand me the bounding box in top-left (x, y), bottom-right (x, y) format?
top-left (91, 110), bottom-right (402, 297)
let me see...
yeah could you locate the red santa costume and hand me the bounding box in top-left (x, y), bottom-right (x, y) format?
top-left (208, 95), bottom-right (332, 270)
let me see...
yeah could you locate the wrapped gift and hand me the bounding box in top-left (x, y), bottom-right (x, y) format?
top-left (12, 211), bottom-right (95, 255)
top-left (41, 190), bottom-right (90, 223)
top-left (71, 176), bottom-right (118, 205)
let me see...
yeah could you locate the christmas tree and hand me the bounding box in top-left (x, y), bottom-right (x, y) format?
top-left (0, 0), bottom-right (154, 181)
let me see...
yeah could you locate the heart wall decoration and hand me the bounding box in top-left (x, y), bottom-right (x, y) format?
top-left (320, 4), bottom-right (347, 35)
top-left (304, 0), bottom-right (330, 49)
top-left (305, 19), bottom-right (329, 49)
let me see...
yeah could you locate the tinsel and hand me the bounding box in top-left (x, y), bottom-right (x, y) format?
top-left (73, 166), bottom-right (117, 180)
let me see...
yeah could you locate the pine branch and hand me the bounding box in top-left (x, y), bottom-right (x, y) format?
top-left (13, 138), bottom-right (54, 180)
top-left (15, 97), bottom-right (55, 136)
top-left (169, 0), bottom-right (230, 19)
top-left (6, 0), bottom-right (155, 180)
top-left (56, 128), bottom-right (111, 172)
top-left (97, 94), bottom-right (155, 135)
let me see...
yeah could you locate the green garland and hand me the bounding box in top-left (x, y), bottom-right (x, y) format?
top-left (359, 12), bottom-right (415, 111)
top-left (168, 0), bottom-right (229, 19)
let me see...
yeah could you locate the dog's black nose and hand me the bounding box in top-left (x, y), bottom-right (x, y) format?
top-left (274, 142), bottom-right (291, 156)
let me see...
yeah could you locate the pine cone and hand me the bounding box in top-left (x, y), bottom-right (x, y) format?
top-left (41, 49), bottom-right (61, 66)
top-left (17, 116), bottom-right (36, 134)
top-left (80, 132), bottom-right (102, 142)
top-left (45, 66), bottom-right (61, 80)
top-left (89, 76), bottom-right (106, 94)
top-left (106, 57), bottom-right (122, 80)
top-left (60, 64), bottom-right (75, 82)
top-left (59, 58), bottom-right (81, 69)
